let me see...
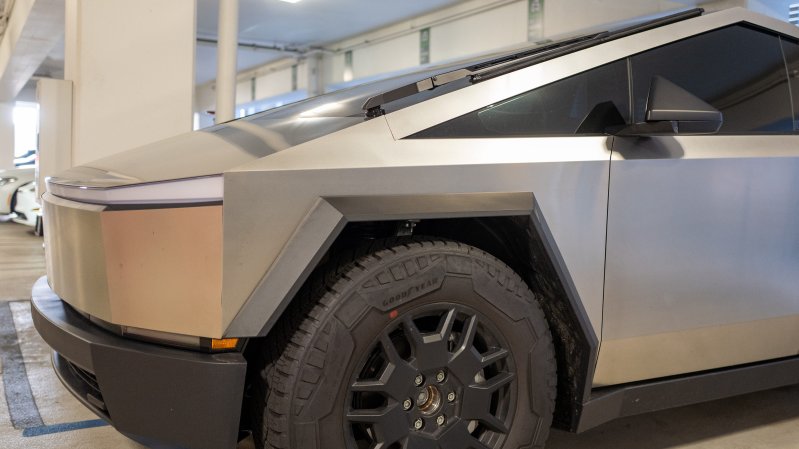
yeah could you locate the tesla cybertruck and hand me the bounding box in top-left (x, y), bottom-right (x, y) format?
top-left (32, 7), bottom-right (799, 449)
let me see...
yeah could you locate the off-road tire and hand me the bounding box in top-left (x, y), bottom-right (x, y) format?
top-left (253, 238), bottom-right (557, 449)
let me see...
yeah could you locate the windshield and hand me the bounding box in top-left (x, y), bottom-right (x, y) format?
top-left (227, 8), bottom-right (701, 124)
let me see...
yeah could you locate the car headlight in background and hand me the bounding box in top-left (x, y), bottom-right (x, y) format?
top-left (0, 177), bottom-right (18, 186)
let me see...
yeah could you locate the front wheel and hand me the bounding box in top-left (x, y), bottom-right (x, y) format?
top-left (254, 238), bottom-right (556, 449)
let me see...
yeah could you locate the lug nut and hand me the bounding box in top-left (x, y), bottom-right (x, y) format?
top-left (447, 392), bottom-right (456, 403)
top-left (436, 415), bottom-right (446, 426)
top-left (403, 398), bottom-right (413, 410)
top-left (435, 370), bottom-right (446, 383)
top-left (414, 418), bottom-right (424, 430)
top-left (414, 374), bottom-right (424, 386)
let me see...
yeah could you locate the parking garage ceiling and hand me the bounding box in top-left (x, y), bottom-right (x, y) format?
top-left (194, 0), bottom-right (468, 84)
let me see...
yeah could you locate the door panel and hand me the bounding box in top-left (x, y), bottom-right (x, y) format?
top-left (596, 136), bottom-right (799, 386)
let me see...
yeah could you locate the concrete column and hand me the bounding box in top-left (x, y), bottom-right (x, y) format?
top-left (305, 51), bottom-right (325, 97)
top-left (64, 0), bottom-right (196, 166)
top-left (0, 103), bottom-right (14, 170)
top-left (36, 79), bottom-right (72, 198)
top-left (215, 0), bottom-right (239, 123)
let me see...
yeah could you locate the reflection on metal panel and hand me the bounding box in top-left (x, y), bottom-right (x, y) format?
top-left (43, 193), bottom-right (224, 338)
top-left (599, 135), bottom-right (799, 385)
top-left (595, 314), bottom-right (799, 386)
top-left (101, 206), bottom-right (223, 337)
top-left (43, 194), bottom-right (111, 319)
top-left (222, 127), bottom-right (612, 337)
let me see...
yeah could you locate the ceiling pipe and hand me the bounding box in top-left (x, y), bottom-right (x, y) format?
top-left (196, 36), bottom-right (314, 54)
top-left (215, 0), bottom-right (239, 123)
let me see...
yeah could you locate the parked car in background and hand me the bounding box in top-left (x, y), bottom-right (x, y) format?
top-left (30, 7), bottom-right (799, 449)
top-left (14, 149), bottom-right (36, 168)
top-left (0, 167), bottom-right (34, 215)
top-left (12, 181), bottom-right (40, 228)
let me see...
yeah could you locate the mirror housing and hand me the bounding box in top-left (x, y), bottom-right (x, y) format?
top-left (613, 76), bottom-right (723, 136)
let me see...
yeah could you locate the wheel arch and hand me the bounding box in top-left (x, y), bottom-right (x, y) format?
top-left (231, 193), bottom-right (598, 431)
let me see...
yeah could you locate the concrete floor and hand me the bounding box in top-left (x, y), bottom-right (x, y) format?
top-left (0, 219), bottom-right (798, 448)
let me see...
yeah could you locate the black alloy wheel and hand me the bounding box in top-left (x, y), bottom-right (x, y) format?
top-left (346, 305), bottom-right (515, 449)
top-left (252, 238), bottom-right (556, 449)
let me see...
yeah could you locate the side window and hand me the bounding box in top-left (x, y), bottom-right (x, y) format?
top-left (780, 38), bottom-right (799, 131)
top-left (630, 25), bottom-right (793, 134)
top-left (411, 60), bottom-right (629, 138)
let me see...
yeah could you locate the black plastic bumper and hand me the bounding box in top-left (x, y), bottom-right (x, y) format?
top-left (31, 277), bottom-right (247, 449)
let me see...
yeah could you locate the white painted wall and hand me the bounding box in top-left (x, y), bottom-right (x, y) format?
top-left (36, 78), bottom-right (72, 197)
top-left (351, 32), bottom-right (420, 80)
top-left (235, 79), bottom-right (252, 106)
top-left (255, 68), bottom-right (294, 100)
top-left (65, 0), bottom-right (196, 166)
top-left (702, 0), bottom-right (794, 18)
top-left (0, 103), bottom-right (13, 169)
top-left (431, 1), bottom-right (528, 63)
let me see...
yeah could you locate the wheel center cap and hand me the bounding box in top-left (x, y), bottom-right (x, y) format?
top-left (416, 385), bottom-right (442, 415)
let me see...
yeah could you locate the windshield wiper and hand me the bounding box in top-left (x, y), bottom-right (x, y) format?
top-left (362, 8), bottom-right (703, 117)
top-left (362, 33), bottom-right (600, 117)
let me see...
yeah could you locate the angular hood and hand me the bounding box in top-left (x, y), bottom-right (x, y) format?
top-left (48, 45), bottom-right (534, 193)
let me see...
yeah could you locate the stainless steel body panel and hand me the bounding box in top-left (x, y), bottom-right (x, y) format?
top-left (597, 136), bottom-right (799, 385)
top-left (224, 193), bottom-right (538, 336)
top-left (39, 7), bottom-right (799, 395)
top-left (221, 7), bottom-right (798, 339)
top-left (42, 193), bottom-right (226, 337)
top-left (223, 126), bottom-right (612, 337)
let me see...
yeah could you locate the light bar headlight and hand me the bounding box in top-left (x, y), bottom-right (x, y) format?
top-left (85, 313), bottom-right (243, 353)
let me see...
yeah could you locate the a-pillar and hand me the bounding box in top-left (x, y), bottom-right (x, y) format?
top-left (64, 0), bottom-right (196, 166)
top-left (0, 103), bottom-right (13, 170)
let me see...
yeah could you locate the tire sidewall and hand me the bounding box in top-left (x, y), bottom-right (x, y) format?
top-left (279, 242), bottom-right (555, 449)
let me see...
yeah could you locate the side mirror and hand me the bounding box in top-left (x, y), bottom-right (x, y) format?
top-left (613, 76), bottom-right (723, 136)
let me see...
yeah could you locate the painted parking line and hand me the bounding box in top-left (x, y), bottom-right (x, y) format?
top-left (0, 301), bottom-right (43, 429)
top-left (22, 418), bottom-right (108, 437)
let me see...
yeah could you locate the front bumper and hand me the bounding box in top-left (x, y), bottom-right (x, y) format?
top-left (31, 277), bottom-right (247, 449)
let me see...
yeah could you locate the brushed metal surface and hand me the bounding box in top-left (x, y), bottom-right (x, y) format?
top-left (43, 193), bottom-right (111, 319)
top-left (597, 135), bottom-right (799, 385)
top-left (222, 126), bottom-right (612, 336)
top-left (224, 193), bottom-right (539, 336)
top-left (101, 206), bottom-right (224, 337)
top-left (41, 8), bottom-right (799, 391)
top-left (43, 193), bottom-right (225, 338)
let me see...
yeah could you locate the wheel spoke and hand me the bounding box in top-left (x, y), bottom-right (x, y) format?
top-left (351, 379), bottom-right (385, 393)
top-left (346, 403), bottom-right (398, 424)
top-left (475, 372), bottom-right (514, 393)
top-left (460, 372), bottom-right (515, 435)
top-left (404, 314), bottom-right (450, 371)
top-left (380, 334), bottom-right (403, 365)
top-left (354, 336), bottom-right (417, 401)
top-left (402, 316), bottom-right (424, 347)
top-left (459, 315), bottom-right (478, 350)
top-left (479, 347), bottom-right (509, 368)
top-left (478, 413), bottom-right (509, 434)
top-left (347, 403), bottom-right (408, 447)
top-left (437, 308), bottom-right (457, 342)
top-left (404, 433), bottom-right (438, 449)
top-left (437, 420), bottom-right (492, 449)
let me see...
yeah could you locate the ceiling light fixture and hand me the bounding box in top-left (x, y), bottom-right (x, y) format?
top-left (278, 0), bottom-right (302, 3)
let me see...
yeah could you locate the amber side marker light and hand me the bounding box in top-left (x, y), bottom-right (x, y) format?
top-left (210, 338), bottom-right (240, 351)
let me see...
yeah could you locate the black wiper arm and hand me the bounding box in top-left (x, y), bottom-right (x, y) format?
top-left (362, 68), bottom-right (469, 116)
top-left (362, 34), bottom-right (600, 116)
